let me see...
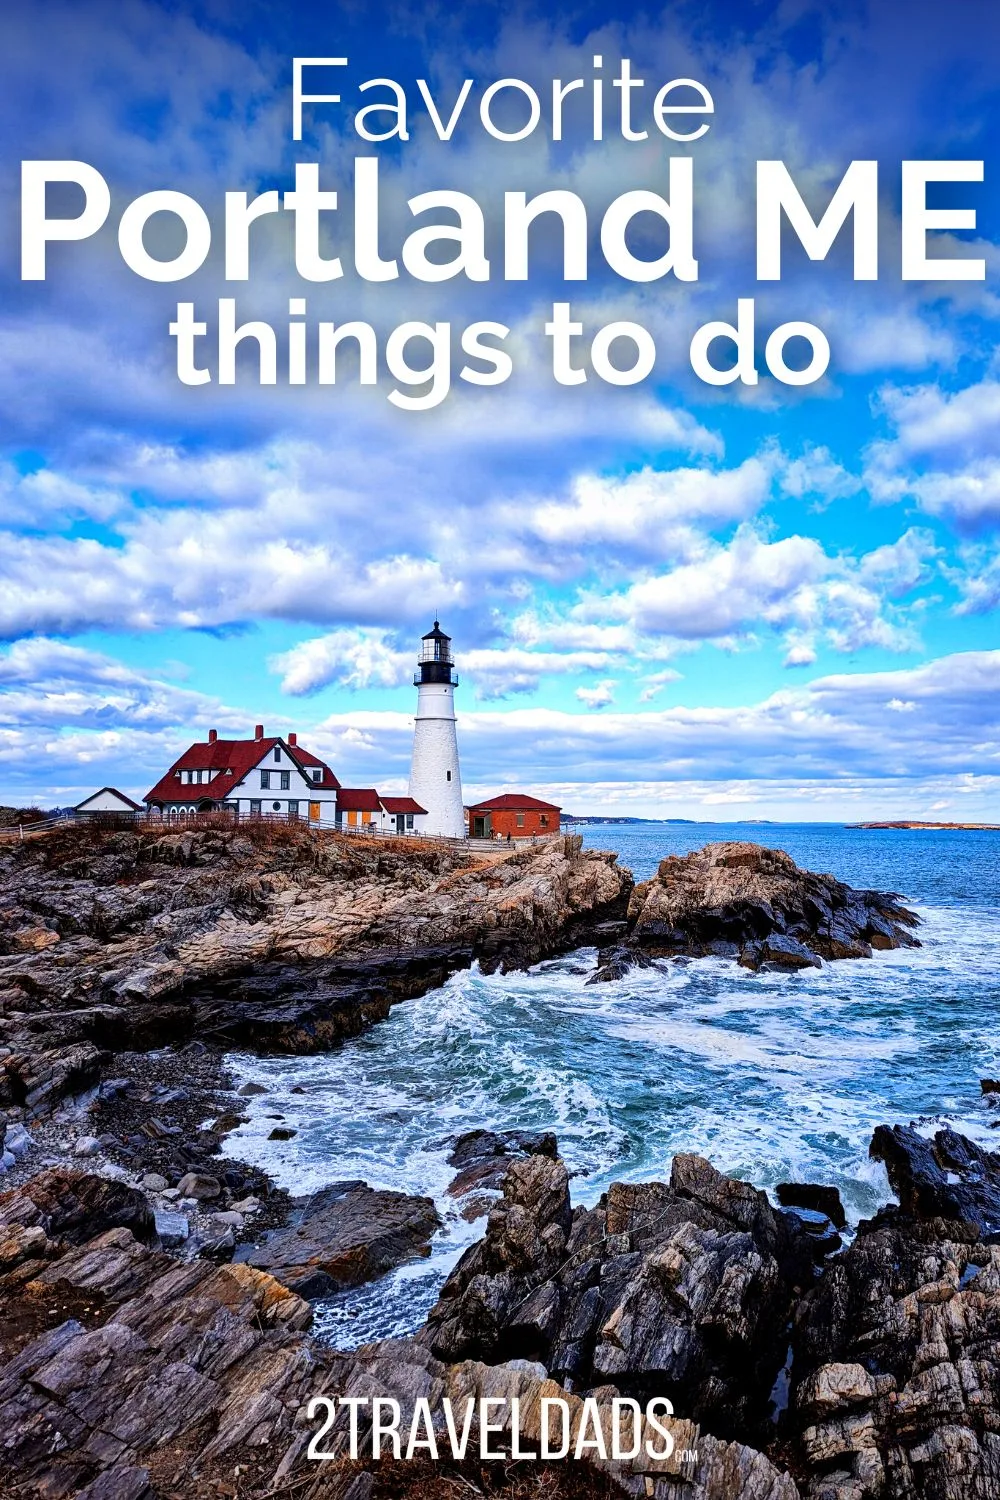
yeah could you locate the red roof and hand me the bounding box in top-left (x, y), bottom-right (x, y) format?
top-left (144, 735), bottom-right (340, 806)
top-left (381, 796), bottom-right (427, 814)
top-left (290, 746), bottom-right (341, 790)
top-left (337, 788), bottom-right (384, 812)
top-left (467, 793), bottom-right (562, 813)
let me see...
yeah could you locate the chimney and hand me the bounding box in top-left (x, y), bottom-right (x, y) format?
top-left (288, 732), bottom-right (297, 747)
top-left (254, 724), bottom-right (264, 740)
top-left (208, 729), bottom-right (218, 744)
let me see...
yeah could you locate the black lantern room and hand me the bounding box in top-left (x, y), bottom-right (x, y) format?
top-left (415, 621), bottom-right (459, 685)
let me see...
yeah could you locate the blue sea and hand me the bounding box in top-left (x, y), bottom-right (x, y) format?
top-left (223, 822), bottom-right (1000, 1347)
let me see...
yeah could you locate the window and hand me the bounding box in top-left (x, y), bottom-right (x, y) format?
top-left (516, 812), bottom-right (525, 828)
top-left (540, 814), bottom-right (549, 827)
top-left (273, 747), bottom-right (280, 762)
top-left (406, 813), bottom-right (414, 829)
top-left (249, 799), bottom-right (261, 816)
top-left (313, 768), bottom-right (322, 781)
top-left (272, 801), bottom-right (281, 812)
top-left (288, 800), bottom-right (299, 818)
top-left (446, 770), bottom-right (452, 781)
top-left (279, 771), bottom-right (290, 790)
top-left (260, 770), bottom-right (271, 789)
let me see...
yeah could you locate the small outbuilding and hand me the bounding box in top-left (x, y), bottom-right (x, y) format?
top-left (466, 793), bottom-right (561, 840)
top-left (381, 795), bottom-right (428, 835)
top-left (74, 787), bottom-right (143, 820)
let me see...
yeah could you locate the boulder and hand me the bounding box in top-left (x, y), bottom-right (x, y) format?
top-left (175, 1171), bottom-right (222, 1201)
top-left (446, 1127), bottom-right (559, 1207)
top-left (0, 1169), bottom-right (156, 1245)
top-left (238, 1181), bottom-right (441, 1298)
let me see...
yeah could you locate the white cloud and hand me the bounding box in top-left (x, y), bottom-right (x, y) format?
top-left (865, 379), bottom-right (1000, 534)
top-left (575, 679), bottom-right (616, 709)
top-left (523, 456), bottom-right (773, 556)
top-left (778, 445), bottom-right (861, 504)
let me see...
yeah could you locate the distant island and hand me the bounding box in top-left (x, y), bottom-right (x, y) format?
top-left (562, 815), bottom-right (698, 825)
top-left (849, 821), bottom-right (1000, 831)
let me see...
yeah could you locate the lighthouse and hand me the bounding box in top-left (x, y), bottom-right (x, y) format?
top-left (408, 621), bottom-right (466, 838)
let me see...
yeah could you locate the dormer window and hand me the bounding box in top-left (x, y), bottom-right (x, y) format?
top-left (274, 747), bottom-right (281, 762)
top-left (313, 768), bottom-right (322, 782)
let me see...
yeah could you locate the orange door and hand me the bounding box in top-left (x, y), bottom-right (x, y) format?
top-left (309, 802), bottom-right (321, 822)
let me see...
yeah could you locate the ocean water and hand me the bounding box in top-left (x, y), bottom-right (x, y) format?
top-left (222, 822), bottom-right (1000, 1349)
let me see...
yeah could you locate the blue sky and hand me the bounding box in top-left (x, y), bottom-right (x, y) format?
top-left (1, 0), bottom-right (998, 818)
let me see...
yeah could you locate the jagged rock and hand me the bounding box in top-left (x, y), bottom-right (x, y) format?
top-left (588, 943), bottom-right (654, 983)
top-left (625, 842), bottom-right (919, 971)
top-left (0, 1168), bottom-right (156, 1246)
top-left (870, 1123), bottom-right (1000, 1235)
top-left (427, 1147), bottom-right (815, 1443)
top-left (776, 1183), bottom-right (847, 1230)
top-left (446, 1127), bottom-right (559, 1209)
top-left (740, 935), bottom-right (822, 971)
top-left (789, 1208), bottom-right (1000, 1499)
top-left (239, 1181), bottom-right (441, 1298)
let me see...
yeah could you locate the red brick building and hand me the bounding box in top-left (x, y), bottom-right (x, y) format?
top-left (466, 793), bottom-right (561, 840)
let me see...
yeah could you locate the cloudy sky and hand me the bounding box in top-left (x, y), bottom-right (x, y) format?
top-left (1, 0), bottom-right (998, 819)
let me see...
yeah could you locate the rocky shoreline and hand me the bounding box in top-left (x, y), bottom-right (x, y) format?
top-left (0, 821), bottom-right (959, 1499)
top-left (5, 1112), bottom-right (1000, 1498)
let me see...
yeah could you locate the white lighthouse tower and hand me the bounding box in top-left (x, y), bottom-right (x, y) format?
top-left (408, 621), bottom-right (466, 838)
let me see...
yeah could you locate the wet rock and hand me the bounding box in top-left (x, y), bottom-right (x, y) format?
top-left (776, 1182), bottom-right (847, 1230)
top-left (267, 1125), bottom-right (297, 1141)
top-left (588, 943), bottom-right (653, 983)
top-left (740, 934), bottom-right (822, 971)
top-left (779, 1205), bottom-right (842, 1256)
top-left (238, 1181), bottom-right (440, 1298)
top-left (238, 1081), bottom-right (268, 1097)
top-left (626, 842), bottom-right (919, 968)
top-left (446, 1127), bottom-right (559, 1205)
top-left (870, 1122), bottom-right (1000, 1235)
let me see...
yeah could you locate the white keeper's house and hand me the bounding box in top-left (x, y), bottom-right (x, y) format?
top-left (144, 726), bottom-right (341, 823)
top-left (141, 620), bottom-right (466, 835)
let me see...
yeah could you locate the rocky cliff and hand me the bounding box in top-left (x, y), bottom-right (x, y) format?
top-left (593, 840), bottom-right (920, 978)
top-left (0, 821), bottom-right (631, 1119)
